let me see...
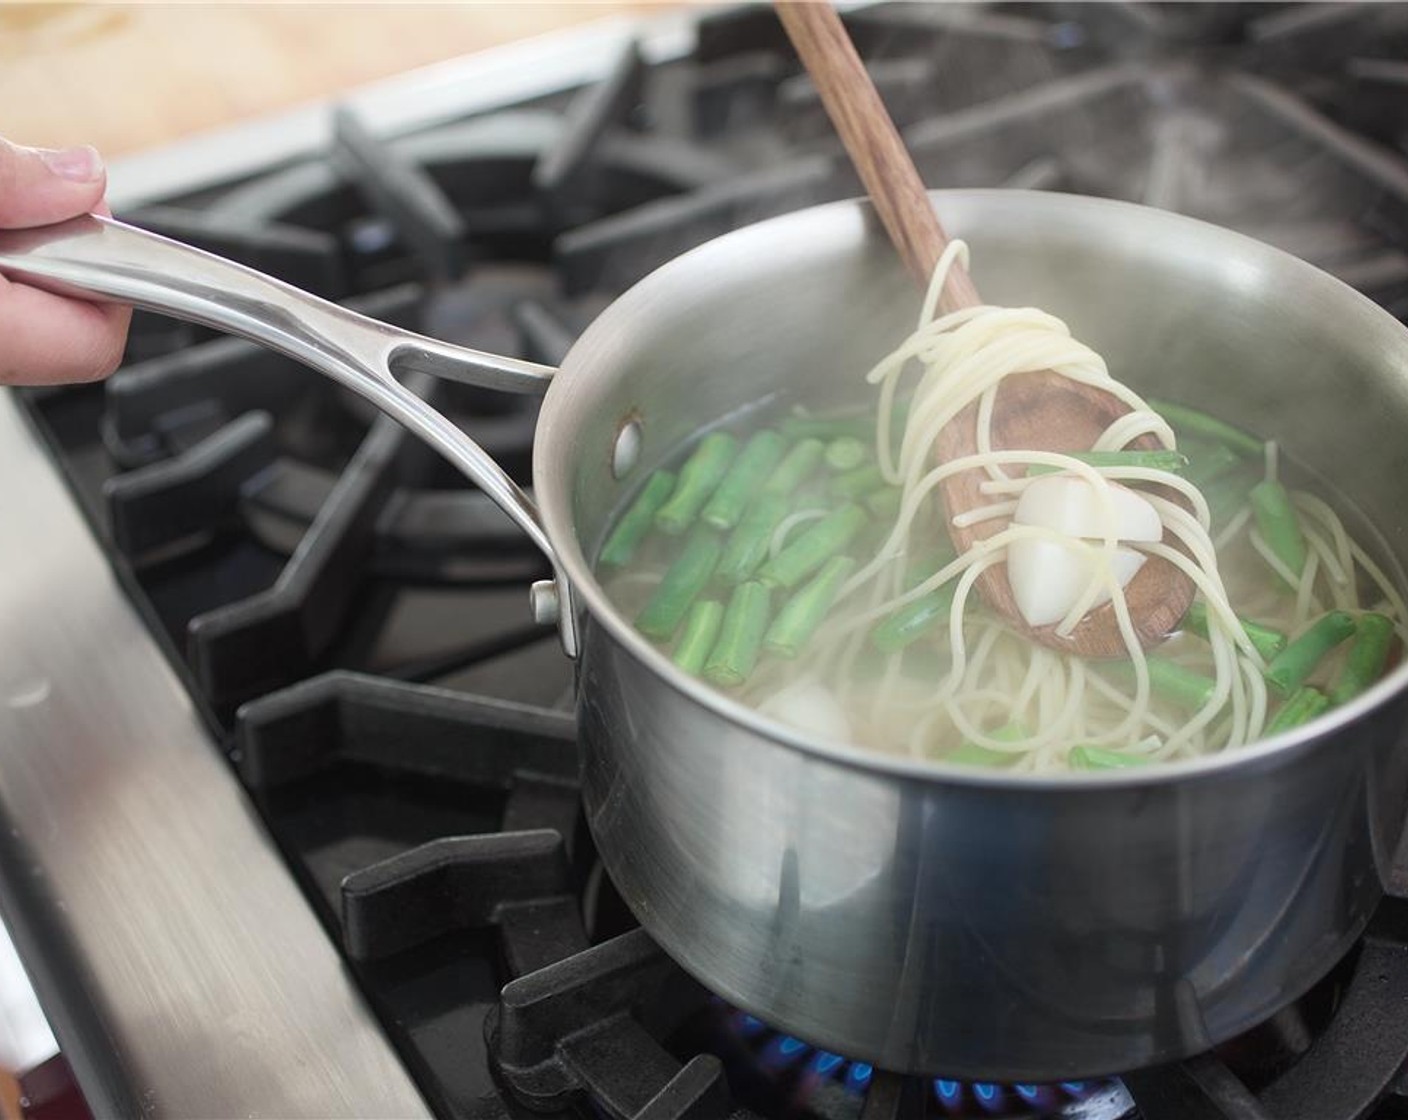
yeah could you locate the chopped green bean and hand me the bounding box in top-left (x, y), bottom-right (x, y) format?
top-left (947, 722), bottom-right (1027, 768)
top-left (906, 542), bottom-right (958, 588)
top-left (654, 432), bottom-right (737, 536)
top-left (1250, 480), bottom-right (1307, 583)
top-left (701, 431), bottom-right (786, 531)
top-left (1204, 468), bottom-right (1259, 530)
top-left (1330, 612), bottom-right (1396, 704)
top-left (824, 436), bottom-right (868, 472)
top-left (717, 492), bottom-right (788, 586)
top-left (1182, 440), bottom-right (1242, 490)
top-left (758, 504), bottom-right (868, 590)
top-left (1182, 601), bottom-right (1287, 662)
top-left (599, 470), bottom-right (677, 568)
top-left (1069, 745), bottom-right (1154, 770)
top-left (778, 415), bottom-right (873, 442)
top-left (765, 556), bottom-right (856, 658)
top-left (1108, 657), bottom-right (1216, 710)
top-left (704, 582), bottom-right (772, 687)
top-left (1264, 610), bottom-right (1357, 696)
top-left (1148, 399), bottom-right (1264, 458)
top-left (946, 743), bottom-right (1010, 767)
top-left (1148, 658), bottom-right (1216, 710)
top-left (1024, 450), bottom-right (1188, 476)
top-left (864, 487), bottom-right (902, 519)
top-left (672, 599), bottom-right (724, 676)
top-left (764, 438), bottom-right (825, 497)
top-left (831, 464), bottom-right (886, 499)
top-left (1265, 686), bottom-right (1331, 735)
top-left (635, 528), bottom-right (723, 640)
top-left (872, 585), bottom-right (958, 653)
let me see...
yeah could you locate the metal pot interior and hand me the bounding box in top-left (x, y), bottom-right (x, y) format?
top-left (538, 188), bottom-right (1408, 761)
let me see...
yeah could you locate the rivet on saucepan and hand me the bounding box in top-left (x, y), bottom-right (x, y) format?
top-left (612, 416), bottom-right (643, 479)
top-left (530, 579), bottom-right (561, 626)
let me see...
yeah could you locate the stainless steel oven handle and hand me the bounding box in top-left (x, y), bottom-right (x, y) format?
top-left (0, 214), bottom-right (580, 655)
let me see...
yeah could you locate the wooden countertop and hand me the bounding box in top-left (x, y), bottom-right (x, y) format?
top-left (0, 3), bottom-right (678, 159)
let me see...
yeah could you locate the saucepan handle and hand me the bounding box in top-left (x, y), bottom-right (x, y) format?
top-left (0, 214), bottom-right (580, 655)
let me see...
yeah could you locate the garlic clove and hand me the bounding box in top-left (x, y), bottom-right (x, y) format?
top-left (1007, 538), bottom-right (1148, 629)
top-left (1014, 475), bottom-right (1162, 543)
top-left (759, 679), bottom-right (854, 743)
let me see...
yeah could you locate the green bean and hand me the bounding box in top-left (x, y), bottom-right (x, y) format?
top-left (717, 492), bottom-right (788, 586)
top-left (671, 600), bottom-right (724, 676)
top-left (1204, 468), bottom-right (1259, 530)
top-left (866, 544), bottom-right (964, 652)
top-left (654, 432), bottom-right (737, 536)
top-left (946, 743), bottom-right (1011, 767)
top-left (1330, 612), bottom-right (1396, 704)
top-left (871, 585), bottom-right (958, 653)
top-left (1264, 610), bottom-right (1357, 696)
top-left (1182, 601), bottom-right (1287, 662)
top-left (824, 436), bottom-right (867, 472)
top-left (831, 464), bottom-right (886, 499)
top-left (864, 487), bottom-right (902, 519)
top-left (778, 415), bottom-right (873, 442)
top-left (758, 504), bottom-right (868, 590)
top-left (1148, 399), bottom-right (1264, 458)
top-left (1149, 658), bottom-right (1216, 710)
top-left (1024, 450), bottom-right (1188, 476)
top-left (701, 431), bottom-right (786, 531)
top-left (599, 470), bottom-right (676, 568)
top-left (764, 438), bottom-right (825, 497)
top-left (1250, 480), bottom-right (1307, 582)
top-left (635, 528), bottom-right (722, 640)
top-left (1107, 657), bottom-right (1216, 710)
top-left (1265, 686), bottom-right (1331, 735)
top-left (947, 722), bottom-right (1027, 768)
top-left (1069, 745), bottom-right (1154, 770)
top-left (704, 582), bottom-right (772, 687)
top-left (765, 556), bottom-right (856, 658)
top-left (1182, 440), bottom-right (1242, 490)
top-left (906, 542), bottom-right (958, 587)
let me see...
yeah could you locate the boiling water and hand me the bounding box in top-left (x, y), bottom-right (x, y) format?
top-left (596, 399), bottom-right (1405, 773)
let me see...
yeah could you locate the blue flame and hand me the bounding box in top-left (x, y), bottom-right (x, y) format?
top-left (720, 1003), bottom-right (1111, 1115)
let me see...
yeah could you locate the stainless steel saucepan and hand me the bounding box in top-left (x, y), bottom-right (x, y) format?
top-left (5, 192), bottom-right (1408, 1081)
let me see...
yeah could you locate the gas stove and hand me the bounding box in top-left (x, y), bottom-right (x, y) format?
top-left (5, 4), bottom-right (1408, 1119)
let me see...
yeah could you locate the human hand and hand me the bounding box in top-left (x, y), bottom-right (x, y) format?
top-left (0, 139), bottom-right (131, 386)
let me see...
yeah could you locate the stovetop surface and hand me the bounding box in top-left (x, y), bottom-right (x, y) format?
top-left (15, 4), bottom-right (1408, 1119)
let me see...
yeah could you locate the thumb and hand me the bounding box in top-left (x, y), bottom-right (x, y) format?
top-left (0, 139), bottom-right (106, 229)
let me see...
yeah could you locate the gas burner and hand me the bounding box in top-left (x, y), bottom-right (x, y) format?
top-left (694, 1004), bottom-right (1120, 1120)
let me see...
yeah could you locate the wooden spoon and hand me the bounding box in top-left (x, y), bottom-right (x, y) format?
top-left (775, 1), bottom-right (1193, 659)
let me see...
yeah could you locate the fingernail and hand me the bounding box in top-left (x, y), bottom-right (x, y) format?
top-left (38, 144), bottom-right (103, 183)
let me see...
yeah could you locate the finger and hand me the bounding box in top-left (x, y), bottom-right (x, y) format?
top-left (0, 138), bottom-right (106, 228)
top-left (0, 274), bottom-right (129, 386)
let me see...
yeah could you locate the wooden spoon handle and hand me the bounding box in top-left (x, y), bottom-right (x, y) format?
top-left (774, 1), bottom-right (981, 313)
